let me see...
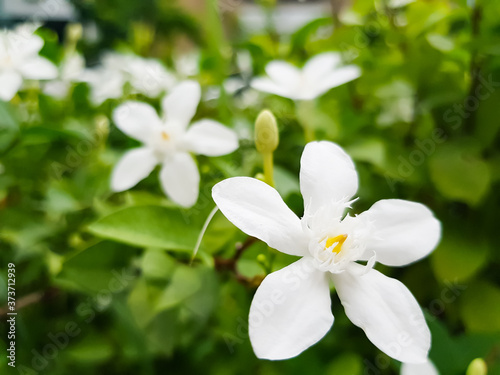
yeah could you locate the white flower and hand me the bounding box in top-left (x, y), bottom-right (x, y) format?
top-left (401, 359), bottom-right (439, 375)
top-left (43, 53), bottom-right (85, 99)
top-left (80, 57), bottom-right (125, 105)
top-left (111, 80), bottom-right (239, 207)
top-left (125, 55), bottom-right (176, 97)
top-left (0, 24), bottom-right (58, 101)
top-left (251, 52), bottom-right (361, 101)
top-left (81, 52), bottom-right (175, 105)
top-left (174, 51), bottom-right (200, 78)
top-left (212, 141), bottom-right (441, 362)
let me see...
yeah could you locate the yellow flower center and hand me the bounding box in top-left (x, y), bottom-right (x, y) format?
top-left (161, 131), bottom-right (169, 141)
top-left (325, 234), bottom-right (348, 254)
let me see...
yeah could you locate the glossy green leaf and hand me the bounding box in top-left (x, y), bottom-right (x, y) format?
top-left (88, 205), bottom-right (204, 251)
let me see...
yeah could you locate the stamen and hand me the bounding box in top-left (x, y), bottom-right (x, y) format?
top-left (161, 131), bottom-right (169, 140)
top-left (325, 234), bottom-right (348, 254)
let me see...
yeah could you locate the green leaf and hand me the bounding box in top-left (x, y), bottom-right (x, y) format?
top-left (274, 165), bottom-right (300, 198)
top-left (57, 241), bottom-right (136, 292)
top-left (460, 281), bottom-right (500, 333)
top-left (67, 334), bottom-right (114, 364)
top-left (326, 352), bottom-right (363, 375)
top-left (429, 141), bottom-right (491, 206)
top-left (155, 265), bottom-right (202, 312)
top-left (0, 101), bottom-right (19, 153)
top-left (431, 233), bottom-right (489, 282)
top-left (141, 248), bottom-right (176, 281)
top-left (88, 205), bottom-right (204, 251)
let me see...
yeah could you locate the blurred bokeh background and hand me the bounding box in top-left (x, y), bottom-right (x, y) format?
top-left (0, 0), bottom-right (499, 374)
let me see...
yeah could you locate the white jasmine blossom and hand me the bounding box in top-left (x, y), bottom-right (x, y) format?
top-left (0, 24), bottom-right (58, 101)
top-left (212, 141), bottom-right (440, 362)
top-left (251, 52), bottom-right (361, 101)
top-left (112, 80), bottom-right (239, 207)
top-left (81, 52), bottom-right (176, 105)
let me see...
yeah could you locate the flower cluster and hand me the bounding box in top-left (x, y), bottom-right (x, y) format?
top-left (1, 22), bottom-right (444, 369)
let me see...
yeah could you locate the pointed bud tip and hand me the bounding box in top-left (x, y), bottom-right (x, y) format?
top-left (255, 109), bottom-right (279, 154)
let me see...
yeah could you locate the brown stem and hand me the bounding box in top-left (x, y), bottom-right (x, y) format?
top-left (214, 237), bottom-right (261, 287)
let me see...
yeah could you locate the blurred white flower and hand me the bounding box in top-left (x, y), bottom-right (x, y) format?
top-left (251, 52), bottom-right (360, 101)
top-left (212, 141), bottom-right (440, 361)
top-left (125, 55), bottom-right (176, 97)
top-left (0, 24), bottom-right (58, 101)
top-left (80, 52), bottom-right (176, 106)
top-left (401, 359), bottom-right (439, 375)
top-left (43, 53), bottom-right (85, 99)
top-left (112, 80), bottom-right (239, 207)
top-left (174, 51), bottom-right (200, 78)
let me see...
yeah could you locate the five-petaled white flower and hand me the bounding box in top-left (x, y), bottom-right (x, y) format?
top-left (212, 141), bottom-right (441, 362)
top-left (112, 80), bottom-right (239, 207)
top-left (0, 24), bottom-right (58, 101)
top-left (251, 52), bottom-right (361, 101)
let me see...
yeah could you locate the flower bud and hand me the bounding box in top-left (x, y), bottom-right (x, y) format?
top-left (94, 115), bottom-right (110, 144)
top-left (255, 110), bottom-right (279, 154)
top-left (66, 23), bottom-right (83, 44)
top-left (466, 358), bottom-right (487, 375)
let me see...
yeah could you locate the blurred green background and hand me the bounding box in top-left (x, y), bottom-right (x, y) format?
top-left (0, 0), bottom-right (499, 374)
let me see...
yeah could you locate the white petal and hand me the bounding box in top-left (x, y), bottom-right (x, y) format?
top-left (249, 257), bottom-right (334, 360)
top-left (250, 77), bottom-right (293, 98)
top-left (161, 80), bottom-right (201, 130)
top-left (19, 57), bottom-right (58, 80)
top-left (111, 147), bottom-right (158, 192)
top-left (159, 152), bottom-right (200, 208)
top-left (0, 70), bottom-right (22, 101)
top-left (302, 52), bottom-right (342, 83)
top-left (212, 177), bottom-right (308, 257)
top-left (332, 264), bottom-right (431, 364)
top-left (358, 199), bottom-right (441, 266)
top-left (184, 119), bottom-right (238, 156)
top-left (401, 360), bottom-right (439, 375)
top-left (113, 101), bottom-right (162, 143)
top-left (10, 33), bottom-right (43, 58)
top-left (311, 65), bottom-right (361, 97)
top-left (43, 80), bottom-right (70, 99)
top-left (265, 61), bottom-right (301, 90)
top-left (127, 57), bottom-right (176, 97)
top-left (300, 141), bottom-right (358, 216)
top-left (81, 67), bottom-right (125, 105)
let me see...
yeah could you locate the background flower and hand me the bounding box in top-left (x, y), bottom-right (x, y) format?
top-left (0, 23), bottom-right (57, 101)
top-left (251, 52), bottom-right (361, 101)
top-left (111, 80), bottom-right (239, 207)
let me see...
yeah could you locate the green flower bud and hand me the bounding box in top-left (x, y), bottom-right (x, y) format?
top-left (256, 254), bottom-right (267, 265)
top-left (466, 358), bottom-right (487, 375)
top-left (255, 110), bottom-right (279, 154)
top-left (66, 23), bottom-right (83, 44)
top-left (94, 115), bottom-right (110, 143)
